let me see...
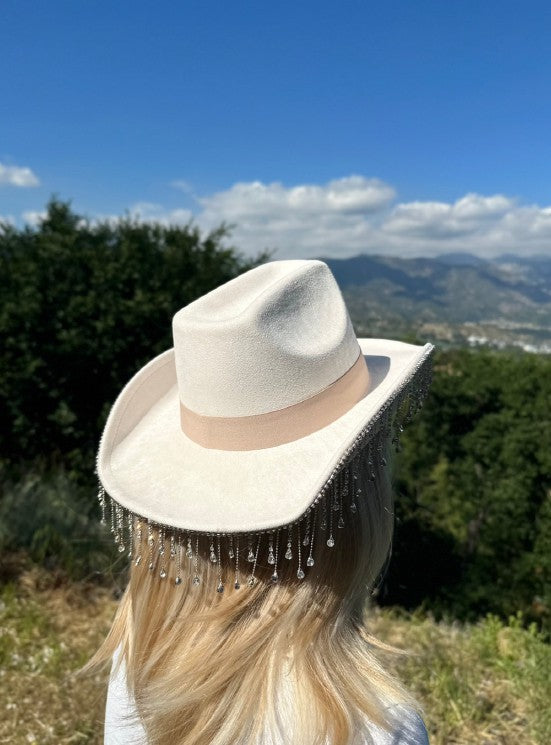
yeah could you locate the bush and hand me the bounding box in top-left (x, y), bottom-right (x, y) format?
top-left (0, 465), bottom-right (117, 581)
top-left (0, 197), bottom-right (269, 473)
top-left (383, 348), bottom-right (551, 634)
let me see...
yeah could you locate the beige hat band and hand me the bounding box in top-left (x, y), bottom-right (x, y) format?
top-left (179, 352), bottom-right (370, 451)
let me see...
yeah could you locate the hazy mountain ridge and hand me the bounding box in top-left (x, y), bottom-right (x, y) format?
top-left (317, 253), bottom-right (551, 352)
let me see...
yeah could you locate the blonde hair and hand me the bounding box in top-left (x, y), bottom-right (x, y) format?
top-left (85, 441), bottom-right (416, 745)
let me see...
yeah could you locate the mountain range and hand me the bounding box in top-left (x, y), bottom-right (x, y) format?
top-left (315, 253), bottom-right (551, 353)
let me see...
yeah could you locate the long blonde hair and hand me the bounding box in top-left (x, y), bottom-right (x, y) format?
top-left (85, 441), bottom-right (416, 744)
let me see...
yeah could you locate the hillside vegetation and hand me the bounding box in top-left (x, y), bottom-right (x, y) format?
top-left (321, 253), bottom-right (551, 352)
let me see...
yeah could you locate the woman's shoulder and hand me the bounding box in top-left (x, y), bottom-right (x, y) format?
top-left (362, 704), bottom-right (429, 745)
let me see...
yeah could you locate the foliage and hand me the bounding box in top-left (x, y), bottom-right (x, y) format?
top-left (383, 347), bottom-right (551, 633)
top-left (0, 197), bottom-right (269, 473)
top-left (0, 465), bottom-right (120, 582)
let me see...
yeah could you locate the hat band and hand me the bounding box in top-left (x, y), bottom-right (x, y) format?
top-left (179, 352), bottom-right (370, 451)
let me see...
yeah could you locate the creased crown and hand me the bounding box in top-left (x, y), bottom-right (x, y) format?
top-left (172, 260), bottom-right (361, 417)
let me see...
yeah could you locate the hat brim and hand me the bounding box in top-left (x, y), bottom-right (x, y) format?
top-left (97, 339), bottom-right (433, 534)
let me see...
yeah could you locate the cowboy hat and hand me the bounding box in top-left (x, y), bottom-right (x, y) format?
top-left (96, 259), bottom-right (433, 585)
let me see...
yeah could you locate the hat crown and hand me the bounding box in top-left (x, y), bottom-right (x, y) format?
top-left (172, 260), bottom-right (360, 417)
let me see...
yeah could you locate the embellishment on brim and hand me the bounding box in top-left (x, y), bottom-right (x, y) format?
top-left (96, 345), bottom-right (433, 592)
top-left (247, 536), bottom-right (261, 587)
top-left (285, 527), bottom-right (293, 560)
top-left (270, 530), bottom-right (280, 583)
top-left (296, 523), bottom-right (305, 580)
top-left (234, 536), bottom-right (241, 590)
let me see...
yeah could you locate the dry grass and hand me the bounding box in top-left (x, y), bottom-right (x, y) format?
top-left (0, 568), bottom-right (117, 744)
top-left (369, 610), bottom-right (551, 745)
top-left (1, 568), bottom-right (549, 744)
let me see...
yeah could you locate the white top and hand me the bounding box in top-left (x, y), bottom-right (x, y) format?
top-left (105, 648), bottom-right (429, 745)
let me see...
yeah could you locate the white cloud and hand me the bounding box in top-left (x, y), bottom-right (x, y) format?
top-left (128, 202), bottom-right (194, 225)
top-left (0, 162), bottom-right (40, 187)
top-left (192, 176), bottom-right (395, 257)
top-left (16, 176), bottom-right (551, 259)
top-left (379, 194), bottom-right (551, 256)
top-left (198, 176), bottom-right (394, 222)
top-left (0, 213), bottom-right (16, 227)
top-left (170, 179), bottom-right (195, 195)
top-left (22, 210), bottom-right (47, 226)
top-left (191, 181), bottom-right (551, 259)
top-left (382, 194), bottom-right (515, 239)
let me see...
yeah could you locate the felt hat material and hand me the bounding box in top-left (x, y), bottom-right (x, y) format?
top-left (97, 260), bottom-right (433, 536)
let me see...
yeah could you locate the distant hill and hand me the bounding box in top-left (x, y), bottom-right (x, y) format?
top-left (315, 253), bottom-right (551, 353)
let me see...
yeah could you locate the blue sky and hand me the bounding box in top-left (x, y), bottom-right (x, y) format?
top-left (2, 0), bottom-right (551, 258)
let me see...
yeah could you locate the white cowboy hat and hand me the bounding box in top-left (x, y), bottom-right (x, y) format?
top-left (96, 259), bottom-right (433, 586)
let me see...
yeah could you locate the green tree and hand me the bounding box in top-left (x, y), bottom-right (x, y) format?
top-left (0, 197), bottom-right (269, 473)
top-left (385, 348), bottom-right (551, 633)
